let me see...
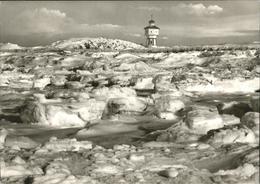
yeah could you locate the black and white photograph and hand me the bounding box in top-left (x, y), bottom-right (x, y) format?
top-left (0, 1), bottom-right (259, 183)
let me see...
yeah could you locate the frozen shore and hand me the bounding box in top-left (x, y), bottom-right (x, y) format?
top-left (0, 38), bottom-right (259, 184)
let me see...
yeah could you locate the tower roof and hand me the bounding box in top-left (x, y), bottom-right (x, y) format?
top-left (149, 19), bottom-right (155, 24)
top-left (145, 15), bottom-right (159, 29)
top-left (144, 25), bottom-right (160, 30)
top-left (145, 14), bottom-right (160, 30)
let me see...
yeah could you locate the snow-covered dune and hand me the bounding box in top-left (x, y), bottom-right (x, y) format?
top-left (0, 43), bottom-right (23, 50)
top-left (51, 37), bottom-right (145, 50)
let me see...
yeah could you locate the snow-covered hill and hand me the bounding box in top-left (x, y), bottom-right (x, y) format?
top-left (0, 43), bottom-right (23, 50)
top-left (51, 37), bottom-right (145, 50)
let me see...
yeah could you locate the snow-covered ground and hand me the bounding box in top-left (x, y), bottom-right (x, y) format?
top-left (0, 43), bottom-right (24, 50)
top-left (0, 38), bottom-right (259, 184)
top-left (51, 37), bottom-right (145, 50)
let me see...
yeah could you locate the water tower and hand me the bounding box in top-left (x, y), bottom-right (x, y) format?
top-left (144, 15), bottom-right (160, 48)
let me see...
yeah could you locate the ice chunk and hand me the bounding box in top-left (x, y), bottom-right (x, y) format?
top-left (186, 110), bottom-right (224, 134)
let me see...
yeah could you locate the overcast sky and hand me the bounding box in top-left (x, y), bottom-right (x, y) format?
top-left (0, 1), bottom-right (259, 46)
